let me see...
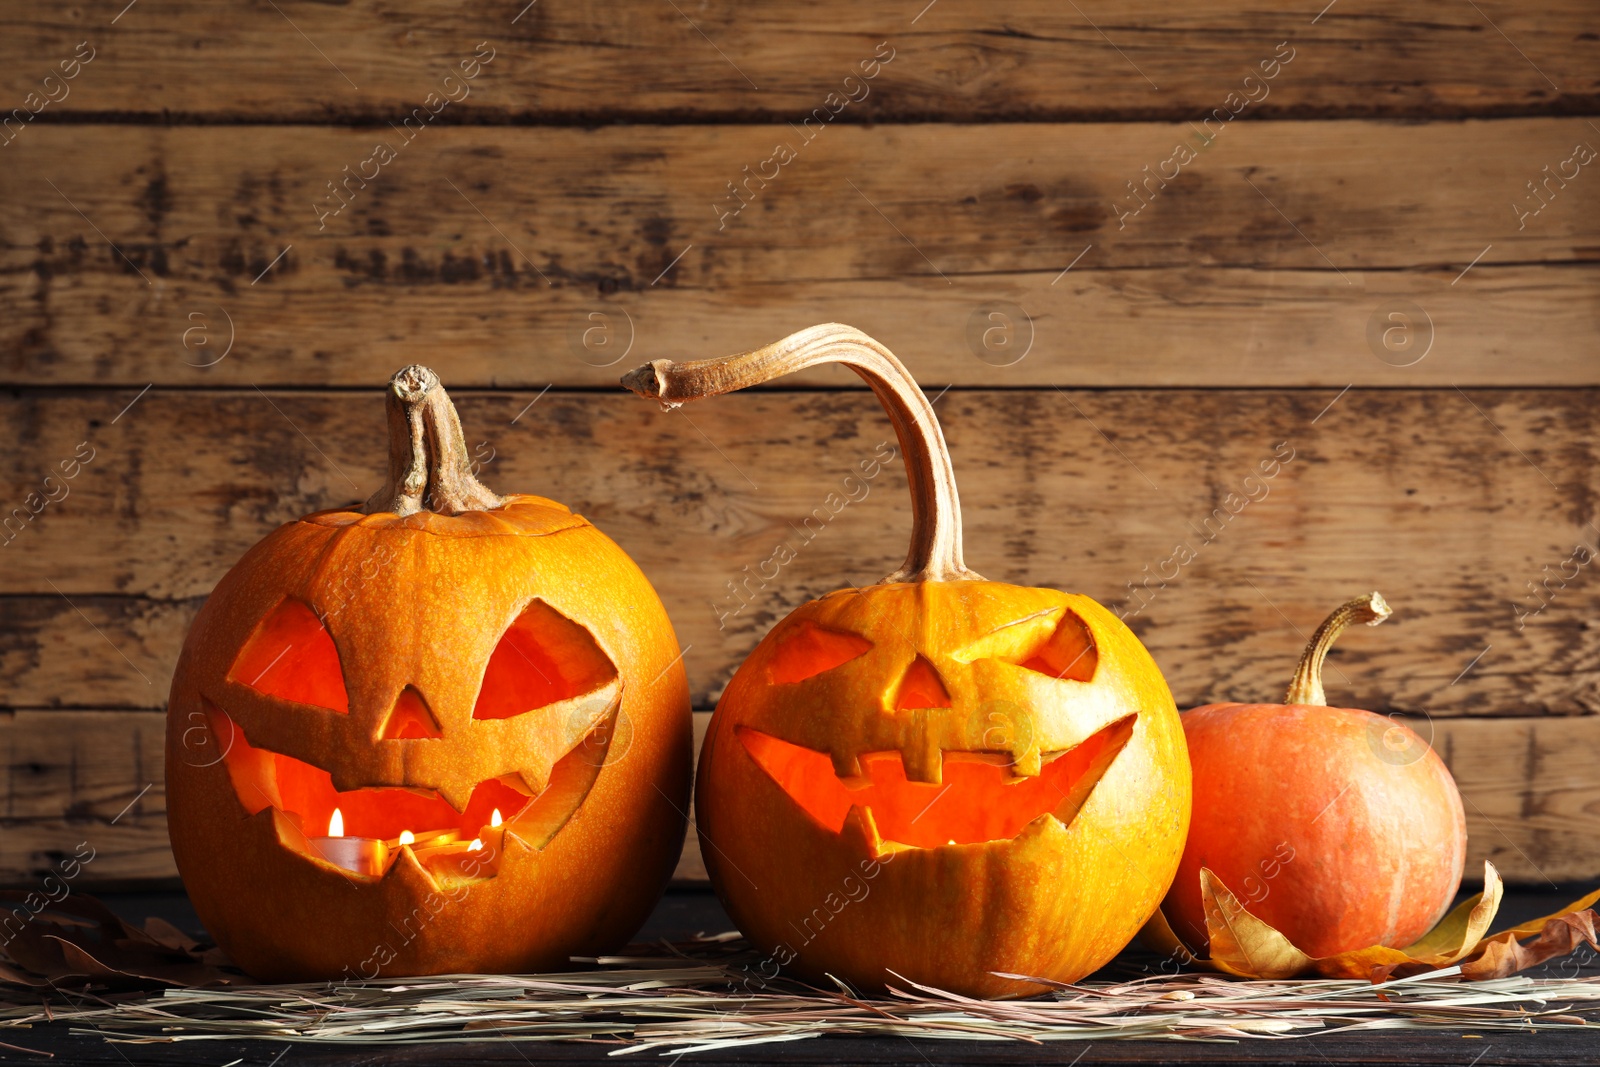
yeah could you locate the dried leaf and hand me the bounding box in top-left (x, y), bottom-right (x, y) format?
top-left (1299, 942), bottom-right (1414, 982)
top-left (142, 916), bottom-right (201, 953)
top-left (0, 890), bottom-right (241, 992)
top-left (1400, 863), bottom-right (1504, 960)
top-left (1351, 862), bottom-right (1505, 982)
top-left (0, 960), bottom-right (50, 989)
top-left (1166, 862), bottom-right (1598, 983)
top-left (1461, 910), bottom-right (1600, 980)
top-left (1488, 884), bottom-right (1600, 941)
top-left (1137, 901), bottom-right (1197, 965)
top-left (1198, 868), bottom-right (1312, 979)
top-left (51, 937), bottom-right (138, 981)
top-left (2, 917), bottom-right (88, 981)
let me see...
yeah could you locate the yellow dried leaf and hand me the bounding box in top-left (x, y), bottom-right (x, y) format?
top-left (1158, 861), bottom-right (1600, 983)
top-left (1137, 901), bottom-right (1196, 965)
top-left (1399, 861), bottom-right (1503, 962)
top-left (1198, 868), bottom-right (1313, 980)
top-left (1307, 943), bottom-right (1415, 981)
top-left (1488, 884), bottom-right (1600, 941)
top-left (1340, 862), bottom-right (1506, 982)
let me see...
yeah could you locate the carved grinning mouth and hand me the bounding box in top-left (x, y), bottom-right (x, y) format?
top-left (738, 714), bottom-right (1135, 851)
top-left (204, 695), bottom-right (621, 880)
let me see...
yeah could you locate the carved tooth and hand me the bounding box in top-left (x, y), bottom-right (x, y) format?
top-left (266, 807), bottom-right (309, 852)
top-left (839, 804), bottom-right (884, 859)
top-left (1010, 746), bottom-right (1042, 778)
top-left (901, 737), bottom-right (942, 785)
top-left (498, 770), bottom-right (543, 798)
top-left (384, 841), bottom-right (444, 892)
top-left (329, 768), bottom-right (381, 795)
top-left (498, 823), bottom-right (537, 859)
top-left (515, 760), bottom-right (552, 798)
top-left (433, 777), bottom-right (479, 815)
top-left (1014, 810), bottom-right (1070, 846)
top-left (831, 751), bottom-right (863, 780)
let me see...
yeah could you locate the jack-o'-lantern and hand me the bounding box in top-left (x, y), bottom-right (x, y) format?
top-left (623, 324), bottom-right (1190, 998)
top-left (1161, 593), bottom-right (1467, 959)
top-left (165, 366), bottom-right (692, 981)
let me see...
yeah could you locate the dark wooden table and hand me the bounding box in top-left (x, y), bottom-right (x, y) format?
top-left (1, 885), bottom-right (1594, 1066)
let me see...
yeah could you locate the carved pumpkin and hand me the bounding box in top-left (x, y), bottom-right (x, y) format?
top-left (165, 366), bottom-right (692, 981)
top-left (1161, 593), bottom-right (1467, 959)
top-left (623, 324), bottom-right (1190, 998)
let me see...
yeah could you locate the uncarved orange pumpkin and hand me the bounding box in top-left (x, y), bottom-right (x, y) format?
top-left (165, 366), bottom-right (692, 981)
top-left (1161, 593), bottom-right (1467, 959)
top-left (623, 324), bottom-right (1190, 998)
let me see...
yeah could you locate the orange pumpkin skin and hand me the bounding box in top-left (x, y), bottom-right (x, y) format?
top-left (167, 490), bottom-right (692, 980)
top-left (1163, 701), bottom-right (1466, 959)
top-left (697, 581), bottom-right (1190, 999)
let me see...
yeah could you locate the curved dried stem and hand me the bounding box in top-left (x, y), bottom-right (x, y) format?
top-left (363, 365), bottom-right (504, 517)
top-left (1284, 592), bottom-right (1391, 706)
top-left (621, 323), bottom-right (981, 584)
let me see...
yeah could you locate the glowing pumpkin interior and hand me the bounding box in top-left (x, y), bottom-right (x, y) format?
top-left (739, 721), bottom-right (1133, 849)
top-left (209, 595), bottom-right (623, 879)
top-left (741, 608), bottom-right (1131, 849)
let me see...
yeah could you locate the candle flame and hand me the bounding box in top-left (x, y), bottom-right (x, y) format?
top-left (398, 830), bottom-right (415, 845)
top-left (468, 839), bottom-right (484, 851)
top-left (328, 808), bottom-right (344, 837)
top-left (490, 808), bottom-right (503, 828)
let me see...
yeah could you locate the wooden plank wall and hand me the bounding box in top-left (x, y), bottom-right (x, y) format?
top-left (0, 1), bottom-right (1596, 889)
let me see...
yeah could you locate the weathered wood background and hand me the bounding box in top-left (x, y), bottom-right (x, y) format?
top-left (0, 0), bottom-right (1595, 888)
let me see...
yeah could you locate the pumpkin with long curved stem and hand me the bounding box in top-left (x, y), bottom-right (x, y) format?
top-left (1161, 593), bottom-right (1467, 959)
top-left (165, 366), bottom-right (693, 981)
top-left (623, 323), bottom-right (1190, 998)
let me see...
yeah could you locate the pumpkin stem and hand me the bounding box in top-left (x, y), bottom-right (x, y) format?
top-left (1284, 592), bottom-right (1391, 705)
top-left (621, 323), bottom-right (981, 584)
top-left (363, 365), bottom-right (504, 517)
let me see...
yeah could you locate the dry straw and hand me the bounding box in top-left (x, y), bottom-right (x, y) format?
top-left (2, 938), bottom-right (1596, 1054)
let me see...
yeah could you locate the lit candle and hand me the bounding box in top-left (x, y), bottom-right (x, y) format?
top-left (312, 808), bottom-right (389, 876)
top-left (392, 827), bottom-right (460, 852)
top-left (490, 808), bottom-right (503, 828)
top-left (416, 834), bottom-right (497, 881)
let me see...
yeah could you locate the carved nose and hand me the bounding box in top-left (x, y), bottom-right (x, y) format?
top-left (379, 686), bottom-right (444, 740)
top-left (894, 655), bottom-right (951, 710)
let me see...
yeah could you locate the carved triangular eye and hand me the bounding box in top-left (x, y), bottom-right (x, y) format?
top-left (766, 620), bottom-right (874, 685)
top-left (953, 608), bottom-right (1098, 683)
top-left (474, 600), bottom-right (617, 720)
top-left (1018, 612), bottom-right (1097, 681)
top-left (229, 598), bottom-right (349, 713)
top-left (894, 655), bottom-right (951, 709)
top-left (379, 686), bottom-right (443, 739)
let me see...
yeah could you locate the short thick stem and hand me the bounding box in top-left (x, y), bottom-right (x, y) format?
top-left (363, 365), bottom-right (504, 517)
top-left (621, 323), bottom-right (981, 584)
top-left (1284, 592), bottom-right (1391, 705)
